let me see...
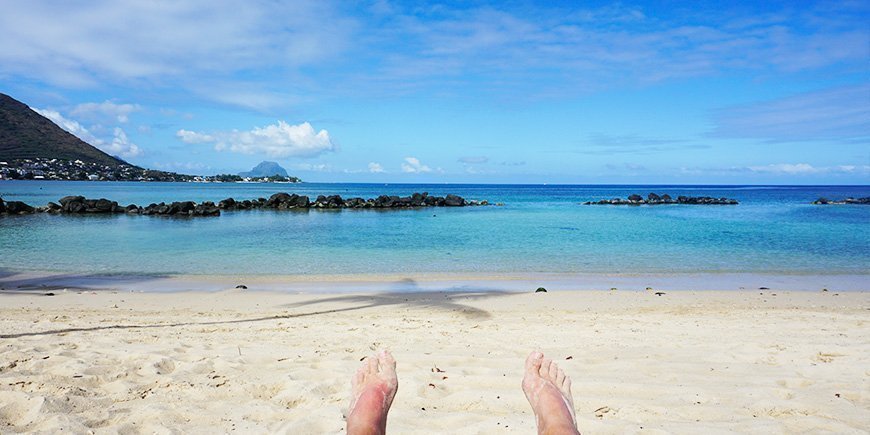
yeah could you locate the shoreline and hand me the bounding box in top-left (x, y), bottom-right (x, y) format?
top-left (2, 270), bottom-right (867, 293)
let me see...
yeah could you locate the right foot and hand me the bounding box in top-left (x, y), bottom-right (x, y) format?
top-left (347, 350), bottom-right (398, 435)
top-left (522, 351), bottom-right (580, 435)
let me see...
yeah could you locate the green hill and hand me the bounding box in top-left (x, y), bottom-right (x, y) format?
top-left (0, 93), bottom-right (127, 167)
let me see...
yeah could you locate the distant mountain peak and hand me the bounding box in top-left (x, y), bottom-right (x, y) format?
top-left (0, 93), bottom-right (128, 167)
top-left (239, 161), bottom-right (288, 178)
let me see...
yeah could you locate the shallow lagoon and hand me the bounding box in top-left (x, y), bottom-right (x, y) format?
top-left (1, 181), bottom-right (868, 276)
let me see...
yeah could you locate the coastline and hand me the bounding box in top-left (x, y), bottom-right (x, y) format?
top-left (1, 270), bottom-right (867, 293)
top-left (1, 289), bottom-right (867, 432)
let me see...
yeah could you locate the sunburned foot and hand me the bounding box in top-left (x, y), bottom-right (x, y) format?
top-left (347, 350), bottom-right (398, 435)
top-left (522, 351), bottom-right (580, 435)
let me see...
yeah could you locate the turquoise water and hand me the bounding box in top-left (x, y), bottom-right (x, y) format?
top-left (1, 181), bottom-right (868, 276)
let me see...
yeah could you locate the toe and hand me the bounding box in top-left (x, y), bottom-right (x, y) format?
top-left (379, 350), bottom-right (396, 372)
top-left (539, 358), bottom-right (552, 378)
top-left (556, 368), bottom-right (566, 386)
top-left (547, 361), bottom-right (559, 385)
top-left (547, 360), bottom-right (559, 382)
top-left (563, 376), bottom-right (572, 394)
top-left (525, 351), bottom-right (544, 372)
top-left (367, 355), bottom-right (378, 374)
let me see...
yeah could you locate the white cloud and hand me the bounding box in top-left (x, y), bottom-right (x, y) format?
top-left (71, 100), bottom-right (141, 123)
top-left (746, 163), bottom-right (870, 175)
top-left (0, 1), bottom-right (353, 91)
top-left (747, 163), bottom-right (819, 174)
top-left (368, 162), bottom-right (385, 173)
top-left (105, 127), bottom-right (143, 158)
top-left (176, 129), bottom-right (214, 144)
top-left (292, 163), bottom-right (332, 172)
top-left (32, 107), bottom-right (143, 158)
top-left (401, 157), bottom-right (432, 173)
top-left (176, 121), bottom-right (336, 158)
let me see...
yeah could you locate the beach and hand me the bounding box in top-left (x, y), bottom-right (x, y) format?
top-left (1, 286), bottom-right (868, 434)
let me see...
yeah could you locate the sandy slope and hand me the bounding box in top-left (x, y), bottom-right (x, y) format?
top-left (1, 289), bottom-right (868, 434)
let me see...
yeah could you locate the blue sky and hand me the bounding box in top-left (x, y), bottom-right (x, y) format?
top-left (1, 0), bottom-right (868, 184)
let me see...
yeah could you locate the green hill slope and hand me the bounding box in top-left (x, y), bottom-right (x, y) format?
top-left (0, 93), bottom-right (127, 166)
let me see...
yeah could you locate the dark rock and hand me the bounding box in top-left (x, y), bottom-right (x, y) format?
top-left (125, 204), bottom-right (140, 214)
top-left (0, 197), bottom-right (5, 213)
top-left (94, 198), bottom-right (115, 212)
top-left (5, 201), bottom-right (34, 214)
top-left (628, 194), bottom-right (643, 202)
top-left (647, 192), bottom-right (661, 201)
top-left (535, 287), bottom-right (547, 293)
top-left (59, 195), bottom-right (85, 206)
top-left (236, 285), bottom-right (247, 289)
top-left (44, 292), bottom-right (55, 296)
top-left (444, 194), bottom-right (465, 206)
top-left (661, 194), bottom-right (673, 202)
top-left (218, 197), bottom-right (236, 209)
top-left (266, 192), bottom-right (293, 207)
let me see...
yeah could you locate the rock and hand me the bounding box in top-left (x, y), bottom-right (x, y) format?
top-left (218, 198), bottom-right (236, 209)
top-left (236, 285), bottom-right (247, 289)
top-left (5, 201), bottom-right (34, 214)
top-left (628, 194), bottom-right (643, 202)
top-left (444, 194), bottom-right (465, 206)
top-left (535, 287), bottom-right (547, 293)
top-left (94, 198), bottom-right (115, 212)
top-left (59, 195), bottom-right (85, 206)
top-left (266, 192), bottom-right (293, 207)
top-left (647, 192), bottom-right (661, 201)
top-left (0, 197), bottom-right (4, 213)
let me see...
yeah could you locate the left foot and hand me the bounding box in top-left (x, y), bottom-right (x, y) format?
top-left (347, 350), bottom-right (398, 435)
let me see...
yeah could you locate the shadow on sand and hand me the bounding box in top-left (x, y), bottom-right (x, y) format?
top-left (0, 278), bottom-right (518, 339)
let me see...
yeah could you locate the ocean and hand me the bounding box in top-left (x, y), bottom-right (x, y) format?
top-left (1, 181), bottom-right (868, 277)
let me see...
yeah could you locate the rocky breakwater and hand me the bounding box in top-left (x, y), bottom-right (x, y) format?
top-left (0, 192), bottom-right (486, 217)
top-left (49, 196), bottom-right (222, 216)
top-left (217, 192), bottom-right (485, 210)
top-left (0, 196), bottom-right (35, 214)
top-left (583, 193), bottom-right (738, 205)
top-left (812, 197), bottom-right (870, 205)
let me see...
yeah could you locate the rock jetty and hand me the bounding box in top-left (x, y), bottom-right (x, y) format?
top-left (583, 193), bottom-right (738, 205)
top-left (811, 197), bottom-right (870, 205)
top-left (0, 192), bottom-right (487, 217)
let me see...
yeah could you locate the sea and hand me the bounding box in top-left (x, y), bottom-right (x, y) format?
top-left (0, 181), bottom-right (868, 281)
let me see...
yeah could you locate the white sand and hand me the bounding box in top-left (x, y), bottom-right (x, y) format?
top-left (1, 288), bottom-right (868, 434)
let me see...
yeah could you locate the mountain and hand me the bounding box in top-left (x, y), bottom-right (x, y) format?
top-left (238, 161), bottom-right (289, 178)
top-left (0, 93), bottom-right (127, 167)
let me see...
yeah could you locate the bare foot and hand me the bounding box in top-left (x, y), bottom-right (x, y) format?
top-left (522, 351), bottom-right (580, 435)
top-left (347, 350), bottom-right (398, 435)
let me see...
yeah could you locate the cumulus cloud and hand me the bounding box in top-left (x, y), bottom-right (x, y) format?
top-left (401, 157), bottom-right (432, 173)
top-left (176, 129), bottom-right (215, 144)
top-left (71, 100), bottom-right (141, 123)
top-left (32, 107), bottom-right (143, 158)
top-left (368, 162), bottom-right (385, 173)
top-left (176, 121), bottom-right (336, 158)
